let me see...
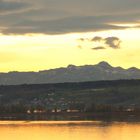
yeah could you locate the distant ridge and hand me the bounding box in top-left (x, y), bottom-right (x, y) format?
top-left (0, 61), bottom-right (140, 85)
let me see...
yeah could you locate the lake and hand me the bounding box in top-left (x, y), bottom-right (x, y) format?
top-left (0, 121), bottom-right (140, 140)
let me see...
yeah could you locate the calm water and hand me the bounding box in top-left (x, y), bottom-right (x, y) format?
top-left (0, 121), bottom-right (140, 140)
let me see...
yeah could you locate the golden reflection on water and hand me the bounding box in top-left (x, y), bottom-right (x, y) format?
top-left (0, 121), bottom-right (140, 140)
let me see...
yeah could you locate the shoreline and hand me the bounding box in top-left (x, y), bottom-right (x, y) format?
top-left (0, 112), bottom-right (140, 122)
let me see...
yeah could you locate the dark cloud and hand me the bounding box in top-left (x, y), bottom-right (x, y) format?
top-left (91, 36), bottom-right (121, 49)
top-left (91, 36), bottom-right (102, 42)
top-left (77, 36), bottom-right (121, 50)
top-left (0, 0), bottom-right (140, 34)
top-left (105, 37), bottom-right (121, 49)
top-left (78, 38), bottom-right (85, 41)
top-left (92, 46), bottom-right (106, 50)
top-left (78, 38), bottom-right (90, 42)
top-left (1, 16), bottom-right (131, 34)
top-left (0, 0), bottom-right (30, 14)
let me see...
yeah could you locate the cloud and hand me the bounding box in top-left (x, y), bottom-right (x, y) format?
top-left (0, 0), bottom-right (30, 14)
top-left (92, 46), bottom-right (106, 50)
top-left (2, 17), bottom-right (129, 34)
top-left (78, 38), bottom-right (86, 41)
top-left (105, 37), bottom-right (121, 49)
top-left (91, 36), bottom-right (121, 49)
top-left (77, 36), bottom-right (121, 50)
top-left (91, 36), bottom-right (102, 42)
top-left (0, 0), bottom-right (140, 34)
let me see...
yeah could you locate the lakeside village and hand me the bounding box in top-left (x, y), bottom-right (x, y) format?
top-left (0, 91), bottom-right (140, 115)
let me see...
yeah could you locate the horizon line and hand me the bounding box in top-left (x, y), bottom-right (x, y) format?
top-left (0, 61), bottom-right (139, 73)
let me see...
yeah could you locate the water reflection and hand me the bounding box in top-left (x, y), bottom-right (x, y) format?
top-left (0, 121), bottom-right (140, 140)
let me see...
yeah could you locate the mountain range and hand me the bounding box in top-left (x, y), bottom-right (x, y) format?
top-left (0, 61), bottom-right (140, 85)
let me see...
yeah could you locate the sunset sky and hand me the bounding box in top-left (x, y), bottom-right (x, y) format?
top-left (0, 0), bottom-right (140, 72)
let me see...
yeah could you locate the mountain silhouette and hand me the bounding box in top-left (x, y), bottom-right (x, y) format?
top-left (0, 61), bottom-right (140, 85)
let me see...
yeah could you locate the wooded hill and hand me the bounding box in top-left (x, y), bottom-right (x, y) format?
top-left (0, 80), bottom-right (140, 109)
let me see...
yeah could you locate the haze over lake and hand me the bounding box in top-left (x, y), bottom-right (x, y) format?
top-left (0, 121), bottom-right (140, 140)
